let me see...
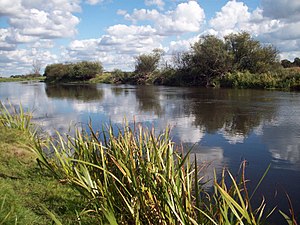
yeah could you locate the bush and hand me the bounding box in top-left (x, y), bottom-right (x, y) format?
top-left (219, 68), bottom-right (300, 90)
top-left (44, 61), bottom-right (103, 83)
top-left (111, 69), bottom-right (135, 84)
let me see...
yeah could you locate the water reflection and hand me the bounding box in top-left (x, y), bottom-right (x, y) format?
top-left (183, 89), bottom-right (276, 137)
top-left (1, 83), bottom-right (297, 170)
top-left (111, 86), bottom-right (125, 96)
top-left (45, 83), bottom-right (104, 101)
top-left (135, 86), bottom-right (163, 116)
top-left (190, 146), bottom-right (225, 189)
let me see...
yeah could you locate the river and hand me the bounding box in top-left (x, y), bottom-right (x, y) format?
top-left (1, 81), bottom-right (299, 223)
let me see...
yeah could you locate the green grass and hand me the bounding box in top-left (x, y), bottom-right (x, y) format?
top-left (0, 76), bottom-right (45, 83)
top-left (32, 123), bottom-right (298, 225)
top-left (0, 127), bottom-right (91, 224)
top-left (89, 72), bottom-right (113, 83)
top-left (219, 68), bottom-right (300, 90)
top-left (0, 102), bottom-right (99, 224)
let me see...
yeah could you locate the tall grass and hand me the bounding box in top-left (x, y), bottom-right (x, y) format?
top-left (33, 124), bottom-right (199, 224)
top-left (219, 69), bottom-right (300, 90)
top-left (0, 101), bottom-right (33, 133)
top-left (31, 122), bottom-right (298, 225)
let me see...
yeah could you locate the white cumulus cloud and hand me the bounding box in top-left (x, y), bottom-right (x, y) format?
top-left (125, 1), bottom-right (205, 35)
top-left (0, 0), bottom-right (80, 41)
top-left (145, 0), bottom-right (165, 10)
top-left (207, 0), bottom-right (300, 60)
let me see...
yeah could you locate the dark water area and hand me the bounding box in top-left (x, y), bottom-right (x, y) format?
top-left (1, 81), bottom-right (299, 223)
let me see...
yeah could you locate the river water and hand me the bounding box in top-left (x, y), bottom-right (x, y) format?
top-left (1, 81), bottom-right (299, 223)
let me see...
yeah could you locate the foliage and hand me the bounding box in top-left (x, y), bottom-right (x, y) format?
top-left (36, 31), bottom-right (299, 91)
top-left (134, 49), bottom-right (163, 83)
top-left (165, 32), bottom-right (279, 87)
top-left (153, 68), bottom-right (181, 85)
top-left (111, 69), bottom-right (135, 84)
top-left (225, 32), bottom-right (279, 73)
top-left (0, 103), bottom-right (98, 224)
top-left (190, 35), bottom-right (232, 85)
top-left (31, 122), bottom-right (298, 224)
top-left (281, 57), bottom-right (300, 68)
top-left (44, 61), bottom-right (103, 83)
top-left (0, 101), bottom-right (33, 132)
top-left (219, 68), bottom-right (300, 90)
top-left (89, 72), bottom-right (113, 83)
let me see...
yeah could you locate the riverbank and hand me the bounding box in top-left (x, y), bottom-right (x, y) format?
top-left (0, 102), bottom-right (298, 224)
top-left (0, 108), bottom-right (98, 224)
top-left (87, 68), bottom-right (300, 91)
top-left (0, 76), bottom-right (45, 83)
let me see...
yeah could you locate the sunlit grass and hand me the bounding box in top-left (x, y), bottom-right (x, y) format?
top-left (0, 76), bottom-right (45, 83)
top-left (0, 101), bottom-right (33, 133)
top-left (220, 69), bottom-right (300, 90)
top-left (32, 122), bottom-right (298, 225)
top-left (0, 102), bottom-right (100, 224)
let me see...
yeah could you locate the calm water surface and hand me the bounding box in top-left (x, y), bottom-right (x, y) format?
top-left (1, 81), bottom-right (299, 223)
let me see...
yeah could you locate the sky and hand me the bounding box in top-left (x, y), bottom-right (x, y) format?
top-left (0, 0), bottom-right (300, 76)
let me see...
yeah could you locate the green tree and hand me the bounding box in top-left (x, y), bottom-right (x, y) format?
top-left (44, 61), bottom-right (102, 83)
top-left (172, 51), bottom-right (192, 72)
top-left (111, 69), bottom-right (134, 84)
top-left (70, 61), bottom-right (103, 80)
top-left (293, 57), bottom-right (300, 67)
top-left (281, 59), bottom-right (293, 68)
top-left (225, 32), bottom-right (278, 73)
top-left (44, 63), bottom-right (71, 81)
top-left (134, 49), bottom-right (163, 82)
top-left (191, 35), bottom-right (232, 85)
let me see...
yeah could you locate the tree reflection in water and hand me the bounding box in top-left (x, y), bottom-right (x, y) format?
top-left (135, 85), bottom-right (164, 116)
top-left (179, 88), bottom-right (276, 138)
top-left (45, 83), bottom-right (104, 102)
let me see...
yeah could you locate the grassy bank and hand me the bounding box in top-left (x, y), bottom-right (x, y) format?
top-left (0, 76), bottom-right (45, 83)
top-left (86, 68), bottom-right (300, 91)
top-left (0, 102), bottom-right (298, 224)
top-left (218, 68), bottom-right (300, 90)
top-left (0, 103), bottom-right (98, 224)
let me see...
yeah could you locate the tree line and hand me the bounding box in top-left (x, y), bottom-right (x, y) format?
top-left (42, 32), bottom-right (300, 89)
top-left (281, 57), bottom-right (300, 68)
top-left (133, 32), bottom-right (279, 86)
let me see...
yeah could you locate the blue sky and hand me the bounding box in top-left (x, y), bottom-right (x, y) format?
top-left (1, 0), bottom-right (300, 76)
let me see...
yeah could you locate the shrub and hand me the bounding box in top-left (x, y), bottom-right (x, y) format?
top-left (44, 61), bottom-right (103, 83)
top-left (111, 69), bottom-right (135, 84)
top-left (219, 68), bottom-right (300, 90)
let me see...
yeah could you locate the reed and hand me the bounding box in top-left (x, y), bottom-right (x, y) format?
top-left (0, 101), bottom-right (33, 133)
top-left (31, 122), bottom-right (298, 225)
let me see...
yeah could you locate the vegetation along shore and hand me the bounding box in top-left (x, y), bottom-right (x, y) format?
top-left (38, 32), bottom-right (300, 91)
top-left (1, 32), bottom-right (300, 91)
top-left (0, 101), bottom-right (298, 224)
